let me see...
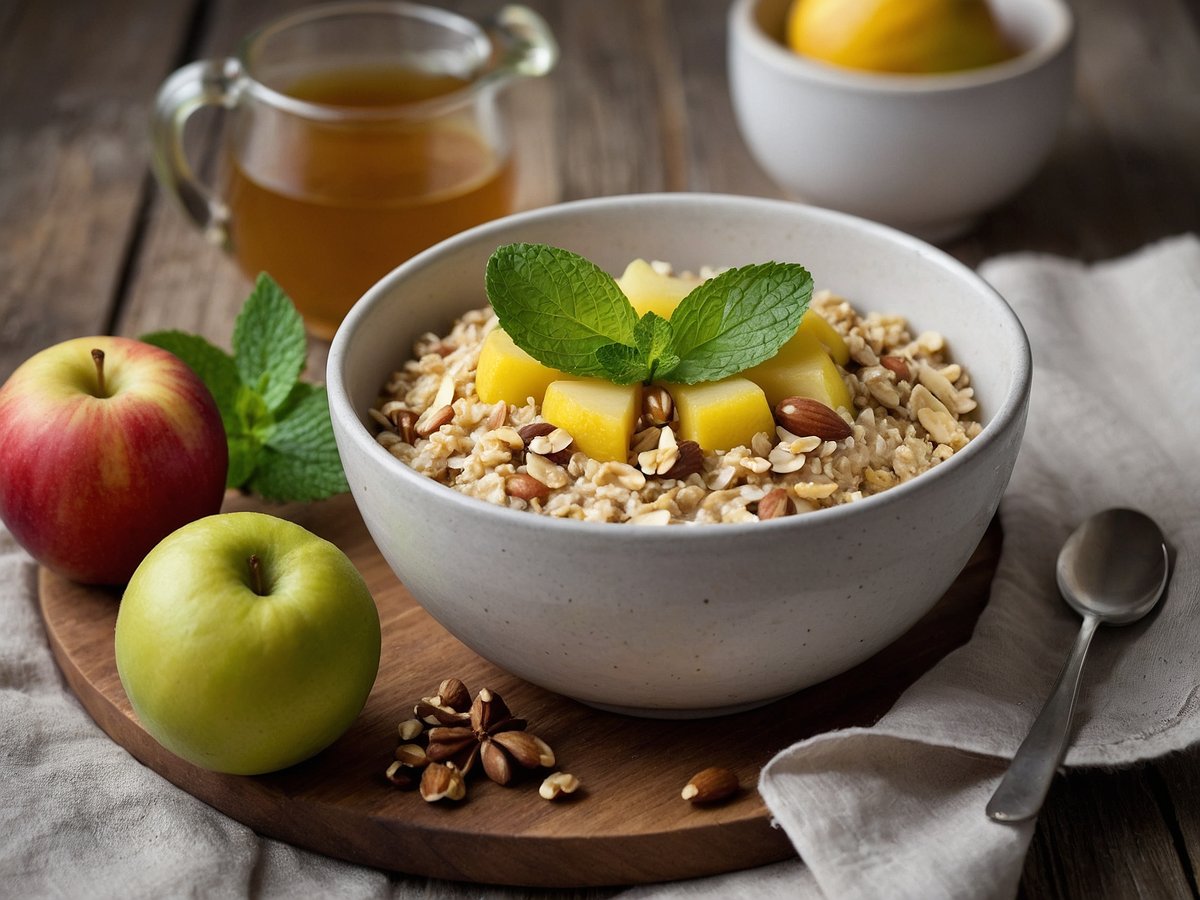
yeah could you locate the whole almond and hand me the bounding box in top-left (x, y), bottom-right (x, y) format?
top-left (757, 488), bottom-right (793, 520)
top-left (880, 355), bottom-right (911, 382)
top-left (681, 766), bottom-right (739, 804)
top-left (774, 397), bottom-right (852, 442)
top-left (437, 677), bottom-right (471, 712)
top-left (506, 473), bottom-right (550, 501)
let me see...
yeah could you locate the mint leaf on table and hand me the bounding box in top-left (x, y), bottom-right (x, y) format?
top-left (248, 384), bottom-right (348, 502)
top-left (232, 273), bottom-right (308, 412)
top-left (664, 263), bottom-right (813, 384)
top-left (141, 273), bottom-right (349, 503)
top-left (485, 243), bottom-right (639, 378)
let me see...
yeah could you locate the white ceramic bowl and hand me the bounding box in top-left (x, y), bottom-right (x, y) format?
top-left (728, 0), bottom-right (1075, 241)
top-left (328, 194), bottom-right (1030, 718)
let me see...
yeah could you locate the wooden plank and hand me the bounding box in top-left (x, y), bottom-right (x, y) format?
top-left (1155, 747), bottom-right (1200, 896)
top-left (667, 0), bottom-right (783, 196)
top-left (0, 0), bottom-right (198, 380)
top-left (1021, 766), bottom-right (1195, 898)
top-left (948, 0), bottom-right (1200, 266)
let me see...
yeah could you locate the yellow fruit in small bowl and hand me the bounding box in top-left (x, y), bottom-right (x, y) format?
top-left (786, 0), bottom-right (1016, 74)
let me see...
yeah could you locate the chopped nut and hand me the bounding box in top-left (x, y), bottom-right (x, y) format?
top-left (642, 385), bottom-right (674, 426)
top-left (637, 425), bottom-right (680, 476)
top-left (629, 508), bottom-right (672, 526)
top-left (757, 488), bottom-right (793, 520)
top-left (539, 771), bottom-right (581, 800)
top-left (682, 766), bottom-right (739, 804)
top-left (435, 677), bottom-right (471, 711)
top-left (491, 731), bottom-right (556, 768)
top-left (394, 743), bottom-right (429, 767)
top-left (518, 422), bottom-right (574, 464)
top-left (414, 696), bottom-right (470, 726)
top-left (506, 472), bottom-right (551, 501)
top-left (485, 401), bottom-right (508, 430)
top-left (385, 760), bottom-right (418, 789)
top-left (420, 762), bottom-right (467, 802)
top-left (398, 718), bottom-right (425, 741)
top-left (880, 355), bottom-right (911, 382)
top-left (661, 439), bottom-right (703, 480)
top-left (526, 452), bottom-right (570, 489)
top-left (388, 408), bottom-right (419, 444)
top-left (415, 404), bottom-right (454, 437)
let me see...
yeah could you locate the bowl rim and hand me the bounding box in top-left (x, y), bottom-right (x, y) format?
top-left (729, 0), bottom-right (1075, 95)
top-left (328, 192), bottom-right (1031, 542)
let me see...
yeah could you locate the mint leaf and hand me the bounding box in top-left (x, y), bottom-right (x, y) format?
top-left (634, 312), bottom-right (680, 383)
top-left (140, 276), bottom-right (348, 503)
top-left (596, 343), bottom-right (649, 385)
top-left (141, 330), bottom-right (241, 432)
top-left (665, 263), bottom-right (813, 384)
top-left (232, 273), bottom-right (308, 412)
top-left (249, 385), bottom-right (349, 502)
top-left (486, 243), bottom-right (639, 377)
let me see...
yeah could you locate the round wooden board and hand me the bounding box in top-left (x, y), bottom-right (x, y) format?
top-left (39, 492), bottom-right (1000, 888)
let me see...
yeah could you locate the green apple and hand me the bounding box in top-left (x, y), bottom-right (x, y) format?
top-left (115, 511), bottom-right (381, 775)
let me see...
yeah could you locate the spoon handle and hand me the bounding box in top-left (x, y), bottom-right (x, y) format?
top-left (986, 614), bottom-right (1101, 822)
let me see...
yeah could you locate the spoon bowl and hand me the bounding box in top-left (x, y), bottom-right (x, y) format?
top-left (1057, 507), bottom-right (1170, 624)
top-left (987, 507), bottom-right (1169, 822)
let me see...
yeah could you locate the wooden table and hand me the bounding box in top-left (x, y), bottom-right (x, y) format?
top-left (3, 0), bottom-right (1198, 896)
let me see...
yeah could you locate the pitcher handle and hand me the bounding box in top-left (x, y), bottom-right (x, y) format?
top-left (485, 5), bottom-right (559, 82)
top-left (150, 58), bottom-right (241, 248)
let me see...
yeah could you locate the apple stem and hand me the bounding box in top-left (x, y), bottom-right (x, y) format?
top-left (91, 349), bottom-right (107, 397)
top-left (248, 554), bottom-right (265, 596)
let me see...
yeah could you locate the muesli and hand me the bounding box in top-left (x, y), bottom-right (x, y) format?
top-left (370, 257), bottom-right (981, 525)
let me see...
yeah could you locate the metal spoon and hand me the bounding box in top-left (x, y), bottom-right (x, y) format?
top-left (986, 508), bottom-right (1170, 822)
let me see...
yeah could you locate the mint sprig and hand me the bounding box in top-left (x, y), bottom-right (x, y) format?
top-left (142, 273), bottom-right (349, 503)
top-left (485, 244), bottom-right (812, 386)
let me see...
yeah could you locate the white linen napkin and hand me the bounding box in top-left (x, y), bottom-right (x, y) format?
top-left (756, 233), bottom-right (1200, 900)
top-left (1, 236), bottom-right (1196, 898)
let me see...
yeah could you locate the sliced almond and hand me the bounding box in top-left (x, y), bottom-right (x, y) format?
top-left (415, 404), bottom-right (454, 437)
top-left (757, 488), bottom-right (794, 520)
top-left (773, 397), bottom-right (852, 442)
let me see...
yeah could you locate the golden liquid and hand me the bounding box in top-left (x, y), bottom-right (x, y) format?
top-left (226, 66), bottom-right (515, 339)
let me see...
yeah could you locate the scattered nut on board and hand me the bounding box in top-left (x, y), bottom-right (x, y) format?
top-left (539, 771), bottom-right (581, 800)
top-left (681, 766), bottom-right (739, 804)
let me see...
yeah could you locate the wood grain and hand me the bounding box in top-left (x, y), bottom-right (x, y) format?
top-left (39, 493), bottom-right (1000, 887)
top-left (0, 0), bottom-right (198, 379)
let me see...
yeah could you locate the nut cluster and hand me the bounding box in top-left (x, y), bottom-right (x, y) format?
top-left (384, 677), bottom-right (579, 804)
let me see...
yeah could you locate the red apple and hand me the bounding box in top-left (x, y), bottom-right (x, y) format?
top-left (0, 336), bottom-right (228, 585)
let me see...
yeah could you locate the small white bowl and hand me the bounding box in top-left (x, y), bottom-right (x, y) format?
top-left (728, 0), bottom-right (1075, 241)
top-left (328, 194), bottom-right (1030, 718)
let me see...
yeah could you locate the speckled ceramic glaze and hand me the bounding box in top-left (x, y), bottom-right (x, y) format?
top-left (728, 0), bottom-right (1075, 241)
top-left (328, 194), bottom-right (1031, 717)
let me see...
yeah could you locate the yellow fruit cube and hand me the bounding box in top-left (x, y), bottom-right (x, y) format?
top-left (669, 378), bottom-right (776, 452)
top-left (615, 259), bottom-right (701, 320)
top-left (542, 380), bottom-right (641, 463)
top-left (797, 308), bottom-right (850, 366)
top-left (475, 328), bottom-right (568, 406)
top-left (744, 330), bottom-right (853, 413)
